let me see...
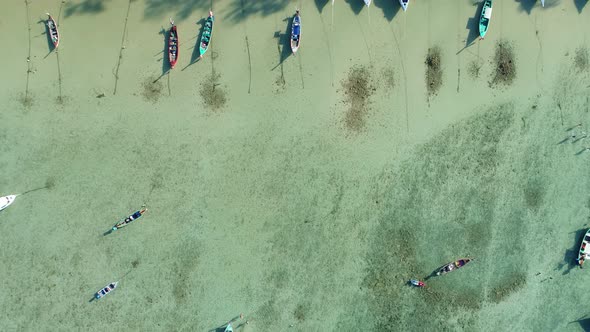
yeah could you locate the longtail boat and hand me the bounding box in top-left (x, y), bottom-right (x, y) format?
top-left (400, 0), bottom-right (409, 11)
top-left (578, 229), bottom-right (590, 268)
top-left (290, 10), bottom-right (301, 54)
top-left (46, 13), bottom-right (59, 48)
top-left (364, 0), bottom-right (371, 6)
top-left (0, 195), bottom-right (17, 211)
top-left (540, 0), bottom-right (545, 7)
top-left (199, 11), bottom-right (214, 58)
top-left (168, 19), bottom-right (178, 69)
top-left (479, 0), bottom-right (493, 40)
top-left (436, 258), bottom-right (472, 276)
top-left (94, 282), bottom-right (118, 299)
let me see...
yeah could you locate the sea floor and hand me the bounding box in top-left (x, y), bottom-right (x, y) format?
top-left (1, 0), bottom-right (590, 331)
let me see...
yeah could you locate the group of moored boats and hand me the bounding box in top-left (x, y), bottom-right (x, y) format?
top-left (43, 10), bottom-right (216, 69)
top-left (165, 10), bottom-right (215, 69)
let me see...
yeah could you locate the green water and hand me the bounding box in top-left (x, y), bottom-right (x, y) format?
top-left (1, 0), bottom-right (590, 330)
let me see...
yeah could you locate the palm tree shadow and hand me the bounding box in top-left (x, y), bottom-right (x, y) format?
top-left (575, 0), bottom-right (588, 13)
top-left (344, 0), bottom-right (365, 15)
top-left (314, 0), bottom-right (330, 13)
top-left (571, 315), bottom-right (590, 332)
top-left (457, 2), bottom-right (482, 55)
top-left (515, 0), bottom-right (537, 15)
top-left (557, 227), bottom-right (587, 274)
top-left (271, 16), bottom-right (293, 71)
top-left (375, 0), bottom-right (400, 21)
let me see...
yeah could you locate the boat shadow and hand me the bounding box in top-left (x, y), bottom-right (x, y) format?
top-left (64, 0), bottom-right (108, 18)
top-left (271, 17), bottom-right (293, 71)
top-left (374, 0), bottom-right (401, 22)
top-left (456, 1), bottom-right (482, 55)
top-left (181, 18), bottom-right (207, 71)
top-left (556, 227), bottom-right (587, 274)
top-left (152, 27), bottom-right (170, 83)
top-left (37, 18), bottom-right (55, 58)
top-left (575, 0), bottom-right (588, 13)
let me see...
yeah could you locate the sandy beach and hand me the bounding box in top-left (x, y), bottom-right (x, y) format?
top-left (1, 0), bottom-right (590, 330)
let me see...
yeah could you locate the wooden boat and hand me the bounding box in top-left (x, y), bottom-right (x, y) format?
top-left (112, 208), bottom-right (147, 231)
top-left (290, 10), bottom-right (301, 54)
top-left (199, 11), bottom-right (214, 58)
top-left (364, 0), bottom-right (371, 6)
top-left (168, 20), bottom-right (178, 69)
top-left (479, 0), bottom-right (493, 40)
top-left (94, 282), bottom-right (118, 299)
top-left (46, 13), bottom-right (59, 48)
top-left (577, 229), bottom-right (590, 268)
top-left (436, 258), bottom-right (472, 276)
top-left (0, 195), bottom-right (16, 211)
top-left (399, 0), bottom-right (409, 11)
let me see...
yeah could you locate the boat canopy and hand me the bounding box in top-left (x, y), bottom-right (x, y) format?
top-left (293, 25), bottom-right (300, 36)
top-left (484, 7), bottom-right (493, 19)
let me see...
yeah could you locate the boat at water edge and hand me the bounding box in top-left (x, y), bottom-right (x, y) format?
top-left (291, 10), bottom-right (301, 54)
top-left (168, 20), bottom-right (178, 69)
top-left (577, 229), bottom-right (590, 268)
top-left (199, 11), bottom-right (214, 58)
top-left (399, 0), bottom-right (409, 11)
top-left (0, 195), bottom-right (16, 211)
top-left (479, 0), bottom-right (493, 40)
top-left (46, 13), bottom-right (59, 48)
top-left (436, 258), bottom-right (472, 276)
top-left (364, 0), bottom-right (371, 7)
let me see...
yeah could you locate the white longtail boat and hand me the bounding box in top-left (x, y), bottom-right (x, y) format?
top-left (400, 0), bottom-right (409, 11)
top-left (0, 195), bottom-right (17, 211)
top-left (364, 0), bottom-right (371, 6)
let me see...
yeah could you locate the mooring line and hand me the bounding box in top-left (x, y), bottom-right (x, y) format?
top-left (390, 24), bottom-right (409, 133)
top-left (297, 52), bottom-right (304, 89)
top-left (354, 15), bottom-right (372, 64)
top-left (167, 71), bottom-right (171, 96)
top-left (112, 0), bottom-right (132, 95)
top-left (318, 8), bottom-right (334, 87)
top-left (25, 0), bottom-right (32, 99)
top-left (246, 36), bottom-right (252, 93)
top-left (241, 0), bottom-right (252, 93)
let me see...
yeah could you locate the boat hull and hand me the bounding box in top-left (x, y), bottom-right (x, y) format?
top-left (168, 25), bottom-right (178, 69)
top-left (46, 14), bottom-right (59, 48)
top-left (199, 12), bottom-right (214, 58)
top-left (578, 229), bottom-right (590, 267)
top-left (290, 13), bottom-right (301, 54)
top-left (95, 282), bottom-right (118, 299)
top-left (436, 258), bottom-right (471, 276)
top-left (399, 0), bottom-right (409, 11)
top-left (479, 0), bottom-right (493, 39)
top-left (0, 195), bottom-right (16, 211)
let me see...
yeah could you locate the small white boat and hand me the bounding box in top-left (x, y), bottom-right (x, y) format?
top-left (224, 323), bottom-right (233, 332)
top-left (94, 282), bottom-right (118, 299)
top-left (540, 0), bottom-right (545, 7)
top-left (0, 195), bottom-right (17, 211)
top-left (364, 0), bottom-right (371, 6)
top-left (399, 0), bottom-right (409, 11)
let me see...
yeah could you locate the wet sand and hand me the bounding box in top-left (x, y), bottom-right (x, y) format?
top-left (1, 0), bottom-right (590, 330)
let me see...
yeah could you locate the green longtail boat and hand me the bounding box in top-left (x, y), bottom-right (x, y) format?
top-left (479, 0), bottom-right (493, 40)
top-left (199, 11), bottom-right (214, 58)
